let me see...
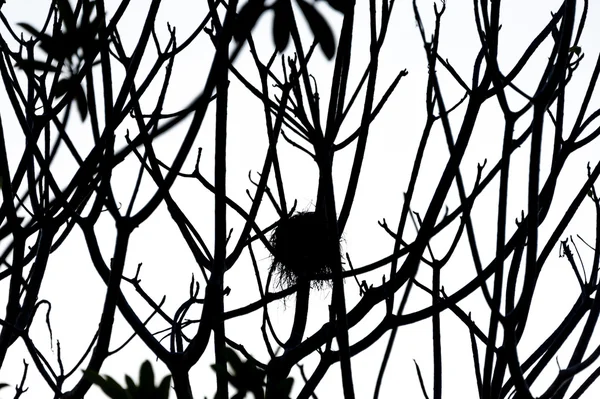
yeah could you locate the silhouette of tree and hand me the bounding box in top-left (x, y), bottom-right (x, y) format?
top-left (1, 0), bottom-right (599, 398)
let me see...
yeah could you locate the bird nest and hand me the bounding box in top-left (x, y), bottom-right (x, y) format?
top-left (269, 211), bottom-right (337, 290)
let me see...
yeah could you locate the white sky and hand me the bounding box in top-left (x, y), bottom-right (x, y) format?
top-left (2, 0), bottom-right (600, 398)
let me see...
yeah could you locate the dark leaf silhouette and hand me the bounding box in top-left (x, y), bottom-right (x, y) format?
top-left (211, 348), bottom-right (291, 399)
top-left (18, 22), bottom-right (72, 61)
top-left (325, 0), bottom-right (347, 13)
top-left (53, 78), bottom-right (72, 98)
top-left (156, 375), bottom-right (171, 399)
top-left (56, 0), bottom-right (76, 32)
top-left (74, 81), bottom-right (88, 121)
top-left (83, 371), bottom-right (129, 399)
top-left (138, 360), bottom-right (156, 398)
top-left (53, 78), bottom-right (89, 121)
top-left (236, 0), bottom-right (341, 58)
top-left (84, 361), bottom-right (171, 399)
top-left (297, 0), bottom-right (336, 59)
top-left (18, 3), bottom-right (100, 63)
top-left (125, 375), bottom-right (138, 396)
top-left (272, 377), bottom-right (294, 398)
top-left (41, 34), bottom-right (77, 60)
top-left (17, 22), bottom-right (46, 38)
top-left (234, 0), bottom-right (267, 42)
top-left (14, 58), bottom-right (62, 73)
top-left (272, 0), bottom-right (292, 53)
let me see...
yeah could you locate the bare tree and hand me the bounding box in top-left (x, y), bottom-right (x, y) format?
top-left (1, 0), bottom-right (600, 398)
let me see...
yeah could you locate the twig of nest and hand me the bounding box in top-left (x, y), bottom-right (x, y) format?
top-left (269, 211), bottom-right (338, 290)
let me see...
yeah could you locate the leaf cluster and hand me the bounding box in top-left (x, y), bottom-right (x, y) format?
top-left (234, 0), bottom-right (341, 59)
top-left (18, 0), bottom-right (99, 63)
top-left (84, 361), bottom-right (171, 399)
top-left (211, 348), bottom-right (293, 399)
top-left (16, 0), bottom-right (99, 120)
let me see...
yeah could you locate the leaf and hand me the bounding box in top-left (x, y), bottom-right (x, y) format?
top-left (102, 376), bottom-right (132, 399)
top-left (569, 45), bottom-right (582, 56)
top-left (83, 370), bottom-right (130, 399)
top-left (53, 77), bottom-right (88, 120)
top-left (53, 78), bottom-right (72, 98)
top-left (247, 373), bottom-right (265, 399)
top-left (210, 364), bottom-right (229, 381)
top-left (15, 58), bottom-right (62, 73)
top-left (272, 0), bottom-right (292, 53)
top-left (77, 17), bottom-right (101, 48)
top-left (18, 22), bottom-right (73, 61)
top-left (83, 0), bottom-right (96, 19)
top-left (18, 20), bottom-right (87, 62)
top-left (156, 375), bottom-right (172, 399)
top-left (18, 23), bottom-right (67, 60)
top-left (272, 377), bottom-right (294, 398)
top-left (17, 22), bottom-right (43, 38)
top-left (39, 32), bottom-right (78, 61)
top-left (56, 0), bottom-right (76, 32)
top-left (234, 0), bottom-right (267, 42)
top-left (225, 348), bottom-right (244, 375)
top-left (124, 375), bottom-right (138, 397)
top-left (0, 383), bottom-right (9, 390)
top-left (325, 0), bottom-right (347, 13)
top-left (138, 360), bottom-right (156, 398)
top-left (74, 82), bottom-right (88, 121)
top-left (297, 0), bottom-right (336, 59)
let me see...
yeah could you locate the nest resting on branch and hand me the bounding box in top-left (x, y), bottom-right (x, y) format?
top-left (269, 211), bottom-right (337, 290)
